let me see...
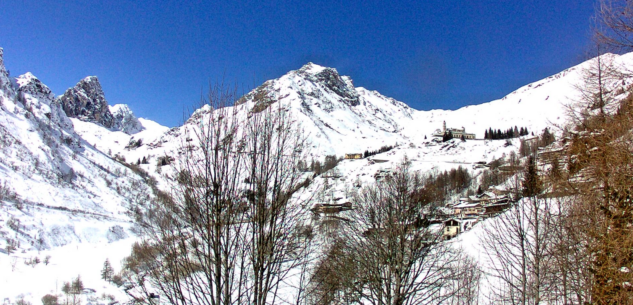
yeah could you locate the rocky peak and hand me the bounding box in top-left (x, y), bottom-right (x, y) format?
top-left (16, 72), bottom-right (75, 132)
top-left (58, 76), bottom-right (115, 128)
top-left (110, 104), bottom-right (144, 134)
top-left (16, 72), bottom-right (54, 101)
top-left (295, 62), bottom-right (360, 107)
top-left (0, 47), bottom-right (13, 94)
top-left (0, 48), bottom-right (6, 77)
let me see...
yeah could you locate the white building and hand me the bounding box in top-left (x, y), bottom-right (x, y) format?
top-left (432, 121), bottom-right (476, 139)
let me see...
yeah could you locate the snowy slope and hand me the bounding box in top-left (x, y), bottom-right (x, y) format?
top-left (3, 47), bottom-right (633, 303)
top-left (234, 63), bottom-right (414, 156)
top-left (402, 52), bottom-right (633, 141)
top-left (0, 48), bottom-right (156, 302)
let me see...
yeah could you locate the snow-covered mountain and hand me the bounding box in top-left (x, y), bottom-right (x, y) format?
top-left (233, 63), bottom-right (414, 156)
top-left (2, 46), bottom-right (633, 303)
top-left (0, 48), bottom-right (161, 301)
top-left (109, 104), bottom-right (144, 134)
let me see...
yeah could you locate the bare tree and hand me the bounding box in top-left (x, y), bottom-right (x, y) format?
top-left (545, 197), bottom-right (593, 304)
top-left (560, 91), bottom-right (633, 304)
top-left (481, 159), bottom-right (558, 305)
top-left (446, 252), bottom-right (482, 305)
top-left (122, 85), bottom-right (313, 305)
top-left (596, 0), bottom-right (633, 52)
top-left (340, 158), bottom-right (458, 305)
top-left (241, 98), bottom-right (313, 305)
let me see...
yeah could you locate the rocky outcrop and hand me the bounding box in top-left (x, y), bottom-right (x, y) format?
top-left (110, 104), bottom-right (144, 134)
top-left (237, 62), bottom-right (362, 113)
top-left (298, 63), bottom-right (360, 107)
top-left (16, 73), bottom-right (74, 132)
top-left (0, 47), bottom-right (13, 95)
top-left (58, 76), bottom-right (115, 128)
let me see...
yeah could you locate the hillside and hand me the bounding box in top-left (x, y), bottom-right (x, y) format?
top-left (1, 47), bottom-right (633, 303)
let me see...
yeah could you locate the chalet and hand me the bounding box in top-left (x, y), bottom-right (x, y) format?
top-left (443, 218), bottom-right (479, 239)
top-left (443, 218), bottom-right (461, 239)
top-left (467, 191), bottom-right (511, 206)
top-left (368, 158), bottom-right (389, 164)
top-left (484, 202), bottom-right (511, 217)
top-left (453, 202), bottom-right (485, 218)
top-left (432, 121), bottom-right (476, 139)
top-left (345, 153), bottom-right (363, 159)
top-left (450, 188), bottom-right (515, 219)
top-left (374, 168), bottom-right (392, 180)
top-left (311, 202), bottom-right (353, 215)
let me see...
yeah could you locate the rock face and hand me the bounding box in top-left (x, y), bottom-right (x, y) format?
top-left (0, 47), bottom-right (13, 94)
top-left (110, 104), bottom-right (144, 134)
top-left (230, 62), bottom-right (414, 156)
top-left (238, 62), bottom-right (362, 113)
top-left (299, 62), bottom-right (361, 107)
top-left (16, 73), bottom-right (75, 132)
top-left (58, 76), bottom-right (115, 128)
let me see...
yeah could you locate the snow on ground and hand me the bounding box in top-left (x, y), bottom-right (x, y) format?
top-left (0, 237), bottom-right (136, 304)
top-left (4, 49), bottom-right (633, 303)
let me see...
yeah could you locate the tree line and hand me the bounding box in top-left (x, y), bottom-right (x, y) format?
top-left (484, 126), bottom-right (530, 140)
top-left (118, 85), bottom-right (483, 305)
top-left (479, 3), bottom-right (633, 302)
top-left (363, 144), bottom-right (394, 158)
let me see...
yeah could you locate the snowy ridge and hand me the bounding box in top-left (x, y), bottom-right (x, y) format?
top-left (0, 50), bottom-right (158, 301)
top-left (401, 53), bottom-right (633, 142)
top-left (3, 47), bottom-right (633, 302)
top-left (233, 63), bottom-right (414, 156)
top-left (109, 104), bottom-right (144, 134)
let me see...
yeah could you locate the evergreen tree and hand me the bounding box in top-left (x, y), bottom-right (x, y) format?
top-left (539, 128), bottom-right (555, 147)
top-left (522, 156), bottom-right (541, 197)
top-left (442, 131), bottom-right (454, 142)
top-left (101, 258), bottom-right (114, 282)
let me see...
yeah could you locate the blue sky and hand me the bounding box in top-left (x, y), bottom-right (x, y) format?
top-left (1, 0), bottom-right (596, 127)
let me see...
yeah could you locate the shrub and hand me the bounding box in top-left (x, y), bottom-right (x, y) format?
top-left (111, 274), bottom-right (124, 287)
top-left (41, 294), bottom-right (58, 305)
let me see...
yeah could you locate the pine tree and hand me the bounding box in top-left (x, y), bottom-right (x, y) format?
top-left (514, 126), bottom-right (519, 137)
top-left (101, 258), bottom-right (114, 282)
top-left (522, 156), bottom-right (541, 197)
top-left (72, 275), bottom-right (84, 292)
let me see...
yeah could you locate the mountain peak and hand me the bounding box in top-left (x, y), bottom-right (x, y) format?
top-left (0, 47), bottom-right (12, 94)
top-left (82, 75), bottom-right (99, 83)
top-left (16, 72), bottom-right (39, 86)
top-left (58, 75), bottom-right (116, 128)
top-left (110, 104), bottom-right (144, 134)
top-left (297, 62), bottom-right (329, 75)
top-left (16, 72), bottom-right (54, 100)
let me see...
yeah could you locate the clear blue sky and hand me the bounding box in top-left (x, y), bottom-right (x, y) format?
top-left (1, 0), bottom-right (597, 127)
